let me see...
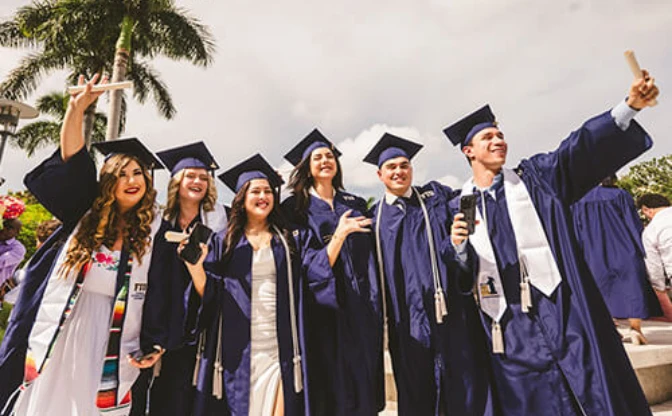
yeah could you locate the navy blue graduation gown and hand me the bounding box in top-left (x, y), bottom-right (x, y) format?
top-left (188, 228), bottom-right (337, 416)
top-left (572, 186), bottom-right (662, 319)
top-left (371, 182), bottom-right (496, 416)
top-left (447, 111), bottom-right (653, 416)
top-left (281, 191), bottom-right (383, 416)
top-left (0, 148), bottom-right (166, 413)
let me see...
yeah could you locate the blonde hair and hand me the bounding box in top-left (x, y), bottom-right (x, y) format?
top-left (163, 168), bottom-right (217, 223)
top-left (60, 154), bottom-right (157, 277)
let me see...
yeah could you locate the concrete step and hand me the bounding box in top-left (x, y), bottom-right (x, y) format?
top-left (382, 321), bottom-right (672, 413)
top-left (653, 399), bottom-right (672, 416)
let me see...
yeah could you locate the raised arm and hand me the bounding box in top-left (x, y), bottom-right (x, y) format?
top-left (61, 74), bottom-right (107, 161)
top-left (526, 72), bottom-right (659, 204)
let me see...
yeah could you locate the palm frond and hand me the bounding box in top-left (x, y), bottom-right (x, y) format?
top-left (0, 51), bottom-right (72, 100)
top-left (129, 61), bottom-right (175, 119)
top-left (11, 120), bottom-right (60, 156)
top-left (138, 8), bottom-right (215, 66)
top-left (35, 92), bottom-right (68, 119)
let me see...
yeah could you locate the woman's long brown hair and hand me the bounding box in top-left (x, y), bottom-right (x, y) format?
top-left (60, 154), bottom-right (157, 277)
top-left (287, 150), bottom-right (344, 222)
top-left (223, 180), bottom-right (294, 264)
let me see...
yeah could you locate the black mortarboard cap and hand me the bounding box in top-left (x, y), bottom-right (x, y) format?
top-left (362, 133), bottom-right (423, 167)
top-left (283, 128), bottom-right (342, 166)
top-left (156, 141), bottom-right (219, 177)
top-left (443, 105), bottom-right (497, 148)
top-left (218, 153), bottom-right (284, 192)
top-left (91, 137), bottom-right (164, 170)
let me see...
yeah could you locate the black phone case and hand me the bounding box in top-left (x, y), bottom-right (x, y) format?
top-left (179, 223), bottom-right (213, 264)
top-left (459, 195), bottom-right (477, 234)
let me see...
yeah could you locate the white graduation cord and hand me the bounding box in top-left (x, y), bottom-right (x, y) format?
top-left (212, 312), bottom-right (224, 399)
top-left (273, 226), bottom-right (303, 393)
top-left (375, 199), bottom-right (389, 352)
top-left (413, 187), bottom-right (448, 323)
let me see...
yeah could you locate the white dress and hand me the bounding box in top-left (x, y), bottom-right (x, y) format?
top-left (248, 246), bottom-right (281, 415)
top-left (14, 247), bottom-right (121, 416)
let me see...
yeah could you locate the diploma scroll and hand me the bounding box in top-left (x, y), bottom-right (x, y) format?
top-left (67, 81), bottom-right (133, 94)
top-left (624, 50), bottom-right (657, 106)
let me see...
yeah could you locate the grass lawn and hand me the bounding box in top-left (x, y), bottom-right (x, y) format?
top-left (0, 302), bottom-right (12, 343)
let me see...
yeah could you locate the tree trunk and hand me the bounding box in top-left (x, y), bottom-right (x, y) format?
top-left (83, 99), bottom-right (98, 149)
top-left (106, 16), bottom-right (134, 141)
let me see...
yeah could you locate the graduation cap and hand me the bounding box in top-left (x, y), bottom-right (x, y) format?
top-left (91, 137), bottom-right (164, 171)
top-left (443, 105), bottom-right (497, 149)
top-left (283, 128), bottom-right (342, 166)
top-left (218, 153), bottom-right (284, 193)
top-left (156, 141), bottom-right (219, 177)
top-left (363, 133), bottom-right (423, 167)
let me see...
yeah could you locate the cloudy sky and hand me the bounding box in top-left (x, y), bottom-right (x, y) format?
top-left (1, 0), bottom-right (671, 202)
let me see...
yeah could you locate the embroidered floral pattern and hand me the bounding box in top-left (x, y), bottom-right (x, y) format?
top-left (93, 251), bottom-right (120, 272)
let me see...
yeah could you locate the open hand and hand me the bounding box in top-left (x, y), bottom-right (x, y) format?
top-left (334, 209), bottom-right (372, 240)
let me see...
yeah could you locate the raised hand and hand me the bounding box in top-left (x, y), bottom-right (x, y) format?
top-left (627, 69), bottom-right (660, 110)
top-left (334, 209), bottom-right (372, 240)
top-left (67, 74), bottom-right (109, 113)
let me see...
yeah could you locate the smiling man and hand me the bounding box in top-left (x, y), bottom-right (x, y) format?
top-left (444, 71), bottom-right (659, 415)
top-left (363, 133), bottom-right (494, 416)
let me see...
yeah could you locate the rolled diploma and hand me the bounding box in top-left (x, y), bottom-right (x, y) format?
top-left (624, 50), bottom-right (657, 106)
top-left (67, 81), bottom-right (133, 94)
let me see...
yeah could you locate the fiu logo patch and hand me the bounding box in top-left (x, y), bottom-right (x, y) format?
top-left (132, 283), bottom-right (147, 300)
top-left (342, 195), bottom-right (356, 201)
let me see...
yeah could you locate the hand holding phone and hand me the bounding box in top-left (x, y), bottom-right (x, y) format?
top-left (459, 195), bottom-right (477, 235)
top-left (179, 222), bottom-right (213, 265)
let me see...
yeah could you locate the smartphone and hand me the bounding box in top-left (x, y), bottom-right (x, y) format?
top-left (129, 349), bottom-right (159, 363)
top-left (459, 195), bottom-right (477, 235)
top-left (179, 222), bottom-right (213, 264)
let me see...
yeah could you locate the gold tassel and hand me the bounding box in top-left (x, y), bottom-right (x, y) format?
top-left (293, 355), bottom-right (303, 393)
top-left (492, 321), bottom-right (504, 354)
top-left (520, 277), bottom-right (532, 313)
top-left (435, 290), bottom-right (448, 324)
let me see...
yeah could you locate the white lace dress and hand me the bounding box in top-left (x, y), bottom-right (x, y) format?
top-left (14, 247), bottom-right (121, 416)
top-left (248, 246), bottom-right (281, 415)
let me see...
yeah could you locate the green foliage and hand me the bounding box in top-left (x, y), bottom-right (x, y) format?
top-left (617, 155), bottom-right (672, 202)
top-left (0, 303), bottom-right (12, 343)
top-left (8, 190), bottom-right (54, 265)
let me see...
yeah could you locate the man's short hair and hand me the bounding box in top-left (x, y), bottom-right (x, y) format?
top-left (636, 193), bottom-right (671, 209)
top-left (36, 218), bottom-right (61, 244)
top-left (2, 218), bottom-right (21, 232)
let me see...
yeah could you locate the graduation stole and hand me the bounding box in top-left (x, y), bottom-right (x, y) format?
top-left (96, 255), bottom-right (133, 410)
top-left (461, 168), bottom-right (562, 354)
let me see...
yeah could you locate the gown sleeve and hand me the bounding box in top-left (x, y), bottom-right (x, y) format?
top-left (24, 147), bottom-right (98, 227)
top-left (524, 111), bottom-right (652, 205)
top-left (296, 228), bottom-right (339, 309)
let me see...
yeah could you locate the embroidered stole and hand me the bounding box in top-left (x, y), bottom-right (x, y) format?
top-left (96, 256), bottom-right (134, 410)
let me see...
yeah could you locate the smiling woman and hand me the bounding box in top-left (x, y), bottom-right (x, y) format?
top-left (0, 75), bottom-right (169, 416)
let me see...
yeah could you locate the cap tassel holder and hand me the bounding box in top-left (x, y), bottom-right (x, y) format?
top-left (492, 321), bottom-right (504, 354)
top-left (519, 255), bottom-right (532, 313)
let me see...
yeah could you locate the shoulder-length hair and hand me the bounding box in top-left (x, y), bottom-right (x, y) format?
top-left (223, 180), bottom-right (294, 264)
top-left (163, 168), bottom-right (217, 223)
top-left (287, 150), bottom-right (344, 218)
top-left (60, 154), bottom-right (157, 277)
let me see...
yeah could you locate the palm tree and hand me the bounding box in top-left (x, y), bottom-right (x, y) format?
top-left (0, 0), bottom-right (215, 147)
top-left (10, 91), bottom-right (110, 156)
